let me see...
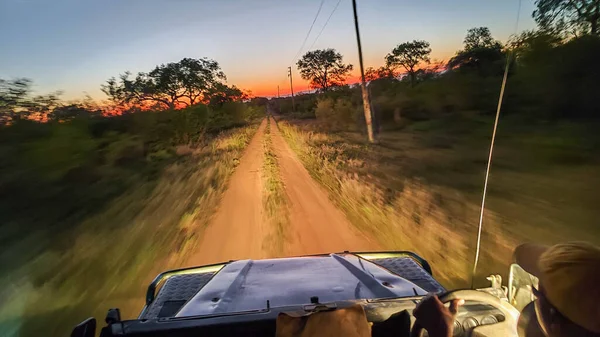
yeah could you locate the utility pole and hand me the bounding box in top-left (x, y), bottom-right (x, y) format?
top-left (277, 85), bottom-right (281, 112)
top-left (352, 0), bottom-right (375, 143)
top-left (288, 66), bottom-right (295, 112)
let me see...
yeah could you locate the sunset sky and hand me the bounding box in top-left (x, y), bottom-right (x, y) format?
top-left (0, 0), bottom-right (535, 100)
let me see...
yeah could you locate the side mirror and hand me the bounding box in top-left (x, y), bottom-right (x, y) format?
top-left (508, 263), bottom-right (539, 311)
top-left (71, 317), bottom-right (96, 337)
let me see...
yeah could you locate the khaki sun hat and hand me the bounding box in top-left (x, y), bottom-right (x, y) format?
top-left (513, 241), bottom-right (600, 334)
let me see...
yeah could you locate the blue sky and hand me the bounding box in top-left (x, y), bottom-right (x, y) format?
top-left (0, 0), bottom-right (536, 99)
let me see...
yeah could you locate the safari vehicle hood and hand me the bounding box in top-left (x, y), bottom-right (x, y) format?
top-left (141, 252), bottom-right (445, 319)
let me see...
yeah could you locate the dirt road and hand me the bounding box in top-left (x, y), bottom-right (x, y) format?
top-left (189, 117), bottom-right (378, 266)
top-left (268, 118), bottom-right (379, 255)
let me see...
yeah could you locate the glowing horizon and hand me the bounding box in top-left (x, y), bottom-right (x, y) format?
top-left (242, 54), bottom-right (452, 98)
top-left (1, 0), bottom-right (535, 102)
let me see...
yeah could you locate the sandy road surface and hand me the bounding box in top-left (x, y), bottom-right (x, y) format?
top-left (188, 117), bottom-right (378, 266)
top-left (189, 119), bottom-right (268, 265)
top-left (268, 118), bottom-right (379, 255)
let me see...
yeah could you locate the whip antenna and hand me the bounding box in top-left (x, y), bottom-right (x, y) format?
top-left (471, 0), bottom-right (522, 288)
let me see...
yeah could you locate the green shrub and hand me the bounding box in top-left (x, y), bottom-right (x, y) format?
top-left (23, 121), bottom-right (97, 181)
top-left (314, 97), bottom-right (358, 130)
top-left (103, 133), bottom-right (145, 166)
top-left (511, 35), bottom-right (600, 119)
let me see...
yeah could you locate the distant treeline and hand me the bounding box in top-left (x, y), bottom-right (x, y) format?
top-left (0, 57), bottom-right (263, 124)
top-left (280, 0), bottom-right (600, 129)
top-left (277, 26), bottom-right (600, 131)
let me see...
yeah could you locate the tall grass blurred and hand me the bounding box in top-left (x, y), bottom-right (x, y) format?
top-left (277, 114), bottom-right (600, 288)
top-left (0, 103), bottom-right (264, 336)
top-left (272, 33), bottom-right (600, 288)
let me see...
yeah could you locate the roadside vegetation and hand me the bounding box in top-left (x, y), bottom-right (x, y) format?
top-left (0, 58), bottom-right (265, 336)
top-left (261, 116), bottom-right (290, 256)
top-left (278, 118), bottom-right (600, 288)
top-left (276, 7), bottom-right (600, 288)
top-left (1, 1), bottom-right (599, 334)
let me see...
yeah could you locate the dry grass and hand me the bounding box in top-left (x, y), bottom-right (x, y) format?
top-left (277, 119), bottom-right (600, 289)
top-left (261, 117), bottom-right (290, 256)
top-left (0, 124), bottom-right (260, 337)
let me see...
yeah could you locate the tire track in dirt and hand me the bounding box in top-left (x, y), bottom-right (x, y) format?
top-left (188, 119), bottom-right (269, 265)
top-left (268, 117), bottom-right (380, 255)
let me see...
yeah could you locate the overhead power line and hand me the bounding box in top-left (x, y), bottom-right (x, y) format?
top-left (308, 0), bottom-right (342, 51)
top-left (289, 0), bottom-right (326, 65)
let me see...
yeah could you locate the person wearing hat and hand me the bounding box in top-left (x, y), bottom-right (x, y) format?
top-left (414, 241), bottom-right (600, 337)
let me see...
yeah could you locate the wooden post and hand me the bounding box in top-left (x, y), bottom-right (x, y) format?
top-left (288, 66), bottom-right (295, 112)
top-left (352, 0), bottom-right (375, 143)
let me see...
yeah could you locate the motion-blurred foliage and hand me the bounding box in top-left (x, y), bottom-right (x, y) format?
top-left (0, 94), bottom-right (264, 336)
top-left (0, 101), bottom-right (264, 270)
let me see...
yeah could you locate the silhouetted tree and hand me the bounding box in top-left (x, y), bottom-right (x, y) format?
top-left (206, 83), bottom-right (247, 107)
top-left (385, 40), bottom-right (431, 87)
top-left (508, 30), bottom-right (563, 62)
top-left (49, 104), bottom-right (101, 121)
top-left (0, 78), bottom-right (68, 123)
top-left (297, 49), bottom-right (353, 91)
top-left (27, 92), bottom-right (62, 120)
top-left (448, 27), bottom-right (505, 76)
top-left (102, 58), bottom-right (226, 109)
top-left (0, 78), bottom-right (32, 122)
top-left (365, 66), bottom-right (395, 82)
top-left (463, 27), bottom-right (501, 50)
top-left (534, 0), bottom-right (600, 36)
top-left (365, 67), bottom-right (378, 82)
